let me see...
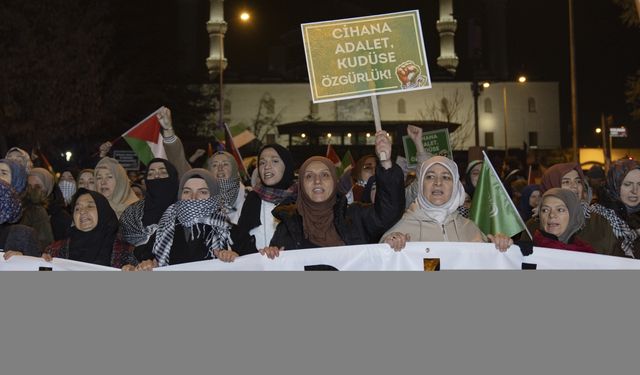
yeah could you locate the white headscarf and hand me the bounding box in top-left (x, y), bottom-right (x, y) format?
top-left (416, 156), bottom-right (466, 225)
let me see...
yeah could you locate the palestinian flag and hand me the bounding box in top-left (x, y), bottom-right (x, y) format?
top-left (122, 108), bottom-right (167, 166)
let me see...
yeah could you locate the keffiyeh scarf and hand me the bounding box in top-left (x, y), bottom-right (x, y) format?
top-left (152, 197), bottom-right (231, 267)
top-left (589, 203), bottom-right (638, 258)
top-left (120, 200), bottom-right (158, 247)
top-left (253, 182), bottom-right (298, 204)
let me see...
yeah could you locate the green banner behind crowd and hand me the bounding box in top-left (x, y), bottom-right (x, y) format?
top-left (301, 10), bottom-right (431, 102)
top-left (470, 153), bottom-right (528, 238)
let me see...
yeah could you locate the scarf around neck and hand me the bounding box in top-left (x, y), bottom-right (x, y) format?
top-left (416, 156), bottom-right (466, 225)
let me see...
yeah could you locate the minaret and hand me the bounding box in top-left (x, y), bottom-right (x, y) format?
top-left (436, 0), bottom-right (459, 75)
top-left (206, 0), bottom-right (227, 76)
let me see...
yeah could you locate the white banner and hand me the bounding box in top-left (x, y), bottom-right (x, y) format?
top-left (4, 244), bottom-right (640, 271)
top-left (0, 252), bottom-right (119, 271)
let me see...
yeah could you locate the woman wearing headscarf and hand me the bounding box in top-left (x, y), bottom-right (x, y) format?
top-left (146, 169), bottom-right (234, 268)
top-left (524, 162), bottom-right (625, 257)
top-left (207, 151), bottom-right (247, 224)
top-left (94, 157), bottom-right (139, 218)
top-left (26, 167), bottom-right (73, 242)
top-left (42, 189), bottom-right (137, 269)
top-left (5, 147), bottom-right (33, 174)
top-left (261, 132), bottom-right (405, 257)
top-left (1, 180), bottom-right (41, 259)
top-left (230, 144), bottom-right (297, 254)
top-left (533, 188), bottom-right (594, 253)
top-left (518, 184), bottom-right (541, 223)
top-left (77, 169), bottom-right (96, 191)
top-left (18, 167), bottom-right (55, 249)
top-left (120, 158), bottom-right (179, 267)
top-left (0, 158), bottom-right (28, 195)
top-left (351, 154), bottom-right (377, 203)
top-left (589, 159), bottom-right (640, 258)
top-left (58, 169), bottom-right (78, 208)
top-left (380, 156), bottom-right (513, 252)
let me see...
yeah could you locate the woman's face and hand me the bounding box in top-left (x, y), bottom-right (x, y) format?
top-left (359, 157), bottom-right (377, 182)
top-left (302, 161), bottom-right (334, 203)
top-left (0, 163), bottom-right (11, 185)
top-left (208, 154), bottom-right (233, 180)
top-left (529, 190), bottom-right (541, 208)
top-left (73, 194), bottom-right (99, 232)
top-left (95, 167), bottom-right (116, 199)
top-left (422, 163), bottom-right (453, 206)
top-left (259, 148), bottom-right (285, 186)
top-left (620, 169), bottom-right (640, 208)
top-left (28, 175), bottom-right (46, 192)
top-left (78, 171), bottom-right (95, 191)
top-left (470, 163), bottom-right (482, 187)
top-left (60, 171), bottom-right (75, 183)
top-left (539, 196), bottom-right (570, 238)
top-left (6, 150), bottom-right (24, 165)
top-left (181, 178), bottom-right (211, 201)
top-left (147, 162), bottom-right (169, 180)
top-left (561, 170), bottom-right (583, 199)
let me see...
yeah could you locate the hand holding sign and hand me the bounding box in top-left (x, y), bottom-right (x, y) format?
top-left (374, 130), bottom-right (392, 169)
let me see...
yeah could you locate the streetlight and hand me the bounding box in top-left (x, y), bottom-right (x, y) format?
top-left (239, 11), bottom-right (251, 22)
top-left (595, 127), bottom-right (602, 134)
top-left (65, 151), bottom-right (72, 162)
top-left (502, 76), bottom-right (527, 157)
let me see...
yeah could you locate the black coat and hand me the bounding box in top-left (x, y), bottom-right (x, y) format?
top-left (269, 164), bottom-right (405, 250)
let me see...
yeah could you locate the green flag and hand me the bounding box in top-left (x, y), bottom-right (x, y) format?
top-left (469, 153), bottom-right (529, 238)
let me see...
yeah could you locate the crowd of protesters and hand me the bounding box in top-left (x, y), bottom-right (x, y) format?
top-left (2, 107), bottom-right (639, 270)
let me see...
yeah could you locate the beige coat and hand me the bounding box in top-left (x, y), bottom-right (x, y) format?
top-left (381, 202), bottom-right (486, 243)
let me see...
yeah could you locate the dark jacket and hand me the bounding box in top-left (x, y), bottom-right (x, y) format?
top-left (269, 164), bottom-right (405, 250)
top-left (0, 223), bottom-right (41, 257)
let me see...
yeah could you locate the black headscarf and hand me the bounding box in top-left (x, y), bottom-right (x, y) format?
top-left (258, 144), bottom-right (294, 189)
top-left (142, 158), bottom-right (179, 226)
top-left (68, 189), bottom-right (119, 266)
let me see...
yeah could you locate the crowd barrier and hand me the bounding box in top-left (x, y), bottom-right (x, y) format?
top-left (4, 242), bottom-right (640, 271)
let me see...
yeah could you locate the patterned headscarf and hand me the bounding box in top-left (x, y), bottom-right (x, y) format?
top-left (152, 169), bottom-right (230, 267)
top-left (606, 159), bottom-right (640, 214)
top-left (538, 188), bottom-right (584, 244)
top-left (296, 156), bottom-right (344, 247)
top-left (416, 156), bottom-right (466, 225)
top-left (0, 180), bottom-right (22, 224)
top-left (0, 158), bottom-right (27, 194)
top-left (94, 157), bottom-right (139, 218)
top-left (5, 147), bottom-right (33, 174)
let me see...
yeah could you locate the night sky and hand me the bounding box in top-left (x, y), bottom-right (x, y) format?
top-left (222, 0), bottom-right (640, 148)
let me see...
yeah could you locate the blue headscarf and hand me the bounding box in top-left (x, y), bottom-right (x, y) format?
top-left (0, 158), bottom-right (27, 194)
top-left (0, 180), bottom-right (22, 224)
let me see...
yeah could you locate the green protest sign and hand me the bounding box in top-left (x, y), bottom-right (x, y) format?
top-left (301, 10), bottom-right (431, 103)
top-left (402, 128), bottom-right (452, 167)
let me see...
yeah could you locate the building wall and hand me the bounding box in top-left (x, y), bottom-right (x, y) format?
top-left (223, 82), bottom-right (561, 150)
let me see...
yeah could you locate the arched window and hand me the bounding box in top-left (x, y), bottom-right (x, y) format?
top-left (397, 99), bottom-right (406, 114)
top-left (528, 97), bottom-right (537, 113)
top-left (484, 98), bottom-right (492, 113)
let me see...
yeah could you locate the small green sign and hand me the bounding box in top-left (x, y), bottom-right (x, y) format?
top-left (301, 10), bottom-right (431, 103)
top-left (402, 129), bottom-right (452, 167)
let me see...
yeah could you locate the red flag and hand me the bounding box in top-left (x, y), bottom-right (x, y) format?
top-left (326, 144), bottom-right (341, 166)
top-left (223, 122), bottom-right (249, 179)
